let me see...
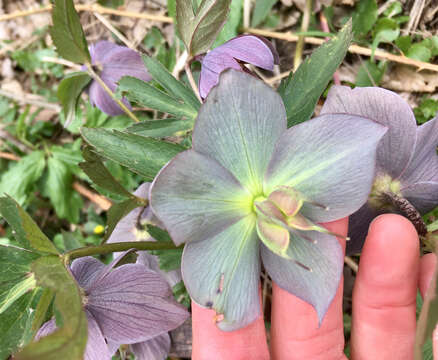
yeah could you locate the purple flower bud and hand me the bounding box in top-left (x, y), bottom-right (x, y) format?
top-left (87, 41), bottom-right (151, 115)
top-left (199, 35), bottom-right (279, 98)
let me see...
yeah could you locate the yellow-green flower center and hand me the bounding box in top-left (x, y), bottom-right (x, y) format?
top-left (368, 173), bottom-right (402, 210)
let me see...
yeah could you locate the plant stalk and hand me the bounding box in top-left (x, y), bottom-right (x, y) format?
top-left (293, 0), bottom-right (313, 71)
top-left (185, 61), bottom-right (202, 102)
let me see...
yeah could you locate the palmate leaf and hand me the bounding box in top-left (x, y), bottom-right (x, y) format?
top-left (278, 20), bottom-right (352, 127)
top-left (126, 118), bottom-right (193, 138)
top-left (176, 0), bottom-right (232, 55)
top-left (49, 0), bottom-right (90, 64)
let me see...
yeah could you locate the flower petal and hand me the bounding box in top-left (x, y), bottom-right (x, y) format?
top-left (88, 79), bottom-right (130, 116)
top-left (89, 41), bottom-right (119, 63)
top-left (130, 333), bottom-right (171, 360)
top-left (150, 149), bottom-right (252, 245)
top-left (70, 256), bottom-right (105, 289)
top-left (264, 113), bottom-right (387, 222)
top-left (261, 230), bottom-right (343, 324)
top-left (321, 86), bottom-right (417, 178)
top-left (346, 203), bottom-right (384, 255)
top-left (182, 216), bottom-right (261, 331)
top-left (400, 116), bottom-right (438, 185)
top-left (83, 310), bottom-right (112, 360)
top-left (199, 35), bottom-right (278, 98)
top-left (193, 70), bottom-right (286, 195)
top-left (86, 263), bottom-right (189, 343)
top-left (35, 319), bottom-right (57, 339)
top-left (401, 181), bottom-right (438, 214)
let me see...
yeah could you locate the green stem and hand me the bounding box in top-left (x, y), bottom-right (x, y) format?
top-left (63, 241), bottom-right (182, 264)
top-left (86, 63), bottom-right (140, 123)
top-left (293, 0), bottom-right (313, 71)
top-left (185, 61), bottom-right (202, 103)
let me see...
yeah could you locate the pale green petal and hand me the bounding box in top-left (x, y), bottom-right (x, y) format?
top-left (150, 150), bottom-right (252, 245)
top-left (264, 113), bottom-right (387, 222)
top-left (182, 215), bottom-right (261, 331)
top-left (193, 70), bottom-right (286, 195)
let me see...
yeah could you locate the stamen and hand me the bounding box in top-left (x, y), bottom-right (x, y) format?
top-left (306, 199), bottom-right (330, 211)
top-left (293, 259), bottom-right (313, 272)
top-left (298, 233), bottom-right (318, 244)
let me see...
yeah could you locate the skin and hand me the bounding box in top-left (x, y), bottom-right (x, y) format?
top-left (191, 214), bottom-right (437, 360)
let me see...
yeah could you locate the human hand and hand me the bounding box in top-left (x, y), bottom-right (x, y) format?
top-left (191, 214), bottom-right (437, 360)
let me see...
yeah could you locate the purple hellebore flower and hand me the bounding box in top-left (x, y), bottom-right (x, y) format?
top-left (87, 41), bottom-right (151, 116)
top-left (150, 70), bottom-right (387, 331)
top-left (36, 252), bottom-right (189, 360)
top-left (198, 35), bottom-right (279, 98)
top-left (321, 85), bottom-right (438, 254)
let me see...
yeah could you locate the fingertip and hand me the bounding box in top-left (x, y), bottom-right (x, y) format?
top-left (419, 253), bottom-right (437, 298)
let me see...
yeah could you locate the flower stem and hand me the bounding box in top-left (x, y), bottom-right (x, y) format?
top-left (63, 241), bottom-right (182, 264)
top-left (85, 63), bottom-right (140, 123)
top-left (293, 0), bottom-right (313, 71)
top-left (185, 61), bottom-right (202, 102)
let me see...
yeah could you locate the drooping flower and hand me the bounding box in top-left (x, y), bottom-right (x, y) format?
top-left (150, 70), bottom-right (387, 330)
top-left (321, 85), bottom-right (438, 254)
top-left (36, 252), bottom-right (189, 360)
top-left (198, 35), bottom-right (279, 98)
top-left (87, 41), bottom-right (151, 115)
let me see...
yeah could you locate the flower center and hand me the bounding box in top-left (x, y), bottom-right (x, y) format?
top-left (368, 173), bottom-right (401, 210)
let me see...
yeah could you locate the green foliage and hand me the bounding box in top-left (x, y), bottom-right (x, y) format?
top-left (49, 0), bottom-right (90, 64)
top-left (214, 0), bottom-right (243, 46)
top-left (251, 0), bottom-right (277, 28)
top-left (11, 48), bottom-right (64, 78)
top-left (0, 151), bottom-right (46, 205)
top-left (105, 198), bottom-right (142, 240)
top-left (172, 281), bottom-right (190, 308)
top-left (117, 76), bottom-right (198, 120)
top-left (148, 225), bottom-right (183, 272)
top-left (414, 97), bottom-right (438, 124)
top-left (126, 118), bottom-right (193, 137)
top-left (57, 72), bottom-right (91, 128)
top-left (355, 60), bottom-right (387, 87)
top-left (279, 21), bottom-right (353, 127)
top-left (176, 0), bottom-right (232, 55)
top-left (81, 128), bottom-right (185, 181)
top-left (371, 18), bottom-right (399, 58)
top-left (352, 0), bottom-right (377, 36)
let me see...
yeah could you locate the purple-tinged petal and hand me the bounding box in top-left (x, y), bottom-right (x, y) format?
top-left (264, 113), bottom-right (387, 223)
top-left (401, 181), bottom-right (438, 215)
top-left (193, 70), bottom-right (286, 195)
top-left (150, 149), bottom-right (252, 246)
top-left (321, 86), bottom-right (417, 178)
top-left (261, 230), bottom-right (343, 324)
top-left (346, 203), bottom-right (385, 255)
top-left (70, 256), bottom-right (106, 290)
top-left (88, 79), bottom-right (130, 116)
top-left (136, 252), bottom-right (182, 288)
top-left (83, 310), bottom-right (112, 360)
top-left (399, 116), bottom-right (438, 185)
top-left (35, 319), bottom-right (57, 340)
top-left (182, 216), bottom-right (261, 331)
top-left (199, 35), bottom-right (278, 98)
top-left (130, 333), bottom-right (171, 360)
top-left (86, 263), bottom-right (189, 344)
top-left (89, 41), bottom-right (120, 64)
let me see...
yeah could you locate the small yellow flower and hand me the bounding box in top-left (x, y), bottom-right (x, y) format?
top-left (93, 225), bottom-right (105, 235)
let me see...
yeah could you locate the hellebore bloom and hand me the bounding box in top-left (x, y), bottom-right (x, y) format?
top-left (36, 253), bottom-right (189, 359)
top-left (198, 35), bottom-right (279, 98)
top-left (150, 70), bottom-right (387, 330)
top-left (87, 41), bottom-right (151, 115)
top-left (321, 86), bottom-right (438, 254)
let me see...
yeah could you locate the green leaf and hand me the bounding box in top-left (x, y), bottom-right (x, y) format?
top-left (30, 288), bottom-right (55, 337)
top-left (146, 224), bottom-right (173, 242)
top-left (384, 1), bottom-right (402, 17)
top-left (49, 0), bottom-right (90, 63)
top-left (414, 98), bottom-right (438, 124)
top-left (0, 245), bottom-right (39, 314)
top-left (58, 72), bottom-right (91, 128)
top-left (81, 128), bottom-right (185, 181)
top-left (126, 118), bottom-right (193, 137)
top-left (395, 35), bottom-right (412, 53)
top-left (407, 43), bottom-right (432, 62)
top-left (352, 0), bottom-right (377, 35)
top-left (279, 20), bottom-right (353, 127)
top-left (45, 157), bottom-right (82, 224)
top-left (142, 56), bottom-right (200, 111)
top-left (176, 0), bottom-right (232, 55)
top-left (17, 256), bottom-right (88, 360)
top-left (79, 146), bottom-right (134, 199)
top-left (251, 0), bottom-right (277, 28)
top-left (105, 198), bottom-right (142, 240)
top-left (355, 60), bottom-right (386, 87)
top-left (0, 291), bottom-right (37, 360)
top-left (0, 196), bottom-right (58, 254)
top-left (371, 18), bottom-right (400, 59)
top-left (0, 151), bottom-right (46, 205)
top-left (214, 0), bottom-right (243, 45)
top-left (117, 76), bottom-right (197, 119)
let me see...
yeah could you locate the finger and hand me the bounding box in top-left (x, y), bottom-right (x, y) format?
top-left (270, 217), bottom-right (348, 360)
top-left (351, 214), bottom-right (419, 360)
top-left (418, 253), bottom-right (437, 359)
top-left (191, 301), bottom-right (269, 360)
